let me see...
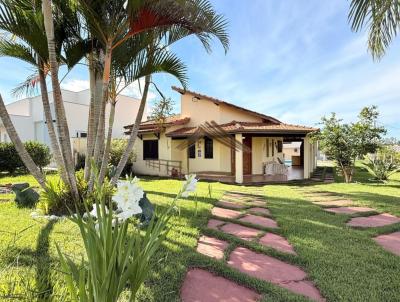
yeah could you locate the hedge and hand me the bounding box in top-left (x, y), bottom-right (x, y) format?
top-left (0, 141), bottom-right (51, 173)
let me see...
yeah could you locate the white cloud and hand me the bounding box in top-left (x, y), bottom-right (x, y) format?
top-left (61, 79), bottom-right (90, 92)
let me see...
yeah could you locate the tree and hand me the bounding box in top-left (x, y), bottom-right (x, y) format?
top-left (0, 0), bottom-right (71, 186)
top-left (349, 0), bottom-right (400, 59)
top-left (312, 106), bottom-right (386, 183)
top-left (150, 97), bottom-right (175, 126)
top-left (0, 0), bottom-right (229, 201)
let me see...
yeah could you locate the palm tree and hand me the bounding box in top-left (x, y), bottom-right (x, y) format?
top-left (0, 0), bottom-right (70, 185)
top-left (73, 0), bottom-right (229, 187)
top-left (97, 44), bottom-right (189, 184)
top-left (349, 0), bottom-right (400, 59)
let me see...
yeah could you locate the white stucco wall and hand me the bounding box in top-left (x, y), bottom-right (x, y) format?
top-left (2, 89), bottom-right (144, 147)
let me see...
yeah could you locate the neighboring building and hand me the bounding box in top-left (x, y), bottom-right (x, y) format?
top-left (283, 142), bottom-right (302, 166)
top-left (124, 87), bottom-right (318, 184)
top-left (0, 89), bottom-right (147, 148)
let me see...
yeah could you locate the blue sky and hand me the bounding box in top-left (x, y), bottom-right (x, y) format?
top-left (1, 0), bottom-right (399, 137)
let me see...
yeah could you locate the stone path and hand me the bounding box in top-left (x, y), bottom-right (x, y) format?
top-left (373, 231), bottom-right (400, 256)
top-left (302, 189), bottom-right (400, 258)
top-left (181, 190), bottom-right (325, 302)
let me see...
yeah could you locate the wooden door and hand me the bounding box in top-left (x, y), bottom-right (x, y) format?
top-left (242, 136), bottom-right (252, 175)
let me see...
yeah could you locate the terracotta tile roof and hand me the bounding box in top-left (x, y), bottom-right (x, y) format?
top-left (172, 86), bottom-right (281, 124)
top-left (165, 121), bottom-right (318, 137)
top-left (124, 115), bottom-right (190, 130)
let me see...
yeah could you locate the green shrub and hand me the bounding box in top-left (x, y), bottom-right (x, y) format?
top-left (0, 141), bottom-right (51, 173)
top-left (363, 156), bottom-right (399, 181)
top-left (109, 139), bottom-right (136, 176)
top-left (75, 153), bottom-right (86, 171)
top-left (24, 141), bottom-right (51, 171)
top-left (37, 170), bottom-right (114, 215)
top-left (0, 142), bottom-right (23, 173)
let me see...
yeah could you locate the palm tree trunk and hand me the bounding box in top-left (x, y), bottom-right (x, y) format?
top-left (38, 65), bottom-right (69, 185)
top-left (0, 94), bottom-right (47, 189)
top-left (42, 0), bottom-right (79, 200)
top-left (84, 57), bottom-right (97, 181)
top-left (89, 45), bottom-right (111, 191)
top-left (98, 101), bottom-right (116, 184)
top-left (111, 75), bottom-right (150, 185)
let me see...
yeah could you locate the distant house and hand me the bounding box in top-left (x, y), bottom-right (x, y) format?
top-left (124, 87), bottom-right (318, 184)
top-left (0, 89), bottom-right (147, 149)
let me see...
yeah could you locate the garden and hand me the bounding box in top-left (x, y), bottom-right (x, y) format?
top-left (1, 164), bottom-right (400, 301)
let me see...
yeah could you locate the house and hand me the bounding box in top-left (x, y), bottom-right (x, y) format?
top-left (124, 87), bottom-right (318, 184)
top-left (0, 89), bottom-right (147, 151)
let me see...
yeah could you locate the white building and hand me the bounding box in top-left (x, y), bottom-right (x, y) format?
top-left (0, 89), bottom-right (147, 146)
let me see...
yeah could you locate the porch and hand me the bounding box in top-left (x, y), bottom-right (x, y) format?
top-left (196, 166), bottom-right (304, 184)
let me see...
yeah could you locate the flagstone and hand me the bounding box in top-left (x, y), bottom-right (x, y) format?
top-left (347, 213), bottom-right (400, 228)
top-left (181, 268), bottom-right (261, 302)
top-left (228, 247), bottom-right (324, 301)
top-left (211, 207), bottom-right (241, 219)
top-left (249, 200), bottom-right (267, 206)
top-left (324, 206), bottom-right (375, 215)
top-left (248, 207), bottom-right (270, 215)
top-left (197, 235), bottom-right (229, 260)
top-left (217, 200), bottom-right (247, 209)
top-left (313, 199), bottom-right (353, 207)
top-left (207, 219), bottom-right (225, 230)
top-left (373, 231), bottom-right (400, 256)
top-left (220, 223), bottom-right (262, 239)
top-left (259, 233), bottom-right (296, 255)
top-left (239, 214), bottom-right (278, 229)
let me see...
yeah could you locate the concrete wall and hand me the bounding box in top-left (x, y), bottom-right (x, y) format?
top-left (0, 115), bottom-right (34, 142)
top-left (2, 89), bottom-right (144, 147)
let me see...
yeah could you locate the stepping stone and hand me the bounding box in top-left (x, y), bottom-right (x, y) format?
top-left (220, 223), bottom-right (262, 239)
top-left (347, 213), bottom-right (400, 228)
top-left (228, 247), bottom-right (324, 301)
top-left (248, 207), bottom-right (270, 215)
top-left (259, 233), bottom-right (296, 255)
top-left (313, 199), bottom-right (353, 207)
top-left (207, 219), bottom-right (225, 230)
top-left (305, 192), bottom-right (337, 197)
top-left (324, 206), bottom-right (375, 215)
top-left (211, 207), bottom-right (241, 219)
top-left (197, 235), bottom-right (229, 260)
top-left (181, 268), bottom-right (261, 302)
top-left (249, 200), bottom-right (266, 207)
top-left (217, 200), bottom-right (247, 209)
top-left (374, 231), bottom-right (400, 256)
top-left (239, 214), bottom-right (278, 229)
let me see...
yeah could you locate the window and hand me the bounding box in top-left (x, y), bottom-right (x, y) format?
top-left (76, 131), bottom-right (87, 138)
top-left (188, 144), bottom-right (195, 159)
top-left (277, 140), bottom-right (283, 153)
top-left (204, 137), bottom-right (213, 159)
top-left (143, 140), bottom-right (158, 159)
top-left (266, 138), bottom-right (269, 157)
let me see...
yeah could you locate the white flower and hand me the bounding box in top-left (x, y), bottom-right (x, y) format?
top-left (115, 207), bottom-right (142, 221)
top-left (113, 179), bottom-right (144, 213)
top-left (181, 174), bottom-right (198, 197)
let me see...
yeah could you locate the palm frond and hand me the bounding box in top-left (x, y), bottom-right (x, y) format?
top-left (349, 0), bottom-right (400, 59)
top-left (11, 72), bottom-right (41, 98)
top-left (0, 39), bottom-right (37, 66)
top-left (118, 48), bottom-right (188, 90)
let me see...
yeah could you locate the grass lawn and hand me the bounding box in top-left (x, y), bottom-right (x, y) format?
top-left (0, 167), bottom-right (400, 301)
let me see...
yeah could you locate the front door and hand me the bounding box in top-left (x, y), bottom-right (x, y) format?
top-left (242, 136), bottom-right (252, 175)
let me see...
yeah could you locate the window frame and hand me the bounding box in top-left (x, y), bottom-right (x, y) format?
top-left (143, 139), bottom-right (159, 160)
top-left (204, 137), bottom-right (213, 159)
top-left (188, 143), bottom-right (196, 159)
